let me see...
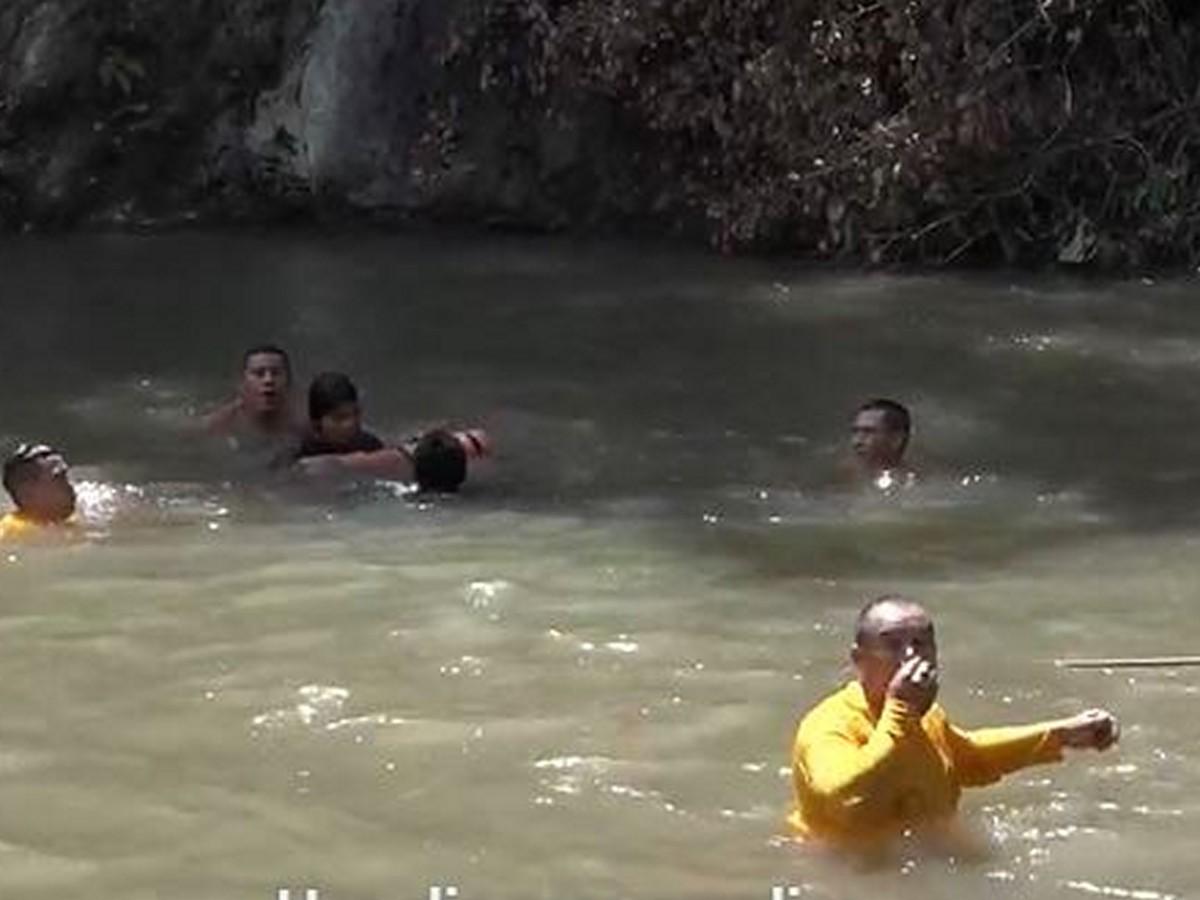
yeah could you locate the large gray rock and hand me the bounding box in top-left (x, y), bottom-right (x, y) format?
top-left (247, 0), bottom-right (456, 210)
top-left (1, 1), bottom-right (96, 111)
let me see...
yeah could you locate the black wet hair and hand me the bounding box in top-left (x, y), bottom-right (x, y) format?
top-left (242, 344), bottom-right (292, 378)
top-left (3, 444), bottom-right (55, 505)
top-left (853, 593), bottom-right (926, 647)
top-left (858, 398), bottom-right (911, 445)
top-left (412, 429), bottom-right (467, 493)
top-left (308, 372), bottom-right (359, 422)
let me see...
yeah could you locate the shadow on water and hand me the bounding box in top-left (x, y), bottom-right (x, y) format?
top-left (1, 231), bottom-right (1197, 576)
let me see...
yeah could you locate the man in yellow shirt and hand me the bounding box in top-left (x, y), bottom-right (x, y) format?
top-left (789, 595), bottom-right (1118, 849)
top-left (1, 443), bottom-right (78, 539)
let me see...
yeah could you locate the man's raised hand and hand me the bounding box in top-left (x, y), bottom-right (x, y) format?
top-left (1053, 709), bottom-right (1119, 751)
top-left (887, 654), bottom-right (938, 714)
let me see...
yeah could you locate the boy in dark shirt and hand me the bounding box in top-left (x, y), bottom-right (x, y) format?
top-left (204, 344), bottom-right (304, 447)
top-left (297, 372), bottom-right (386, 458)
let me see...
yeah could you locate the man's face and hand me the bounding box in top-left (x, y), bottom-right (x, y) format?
top-left (851, 603), bottom-right (937, 707)
top-left (17, 453), bottom-right (76, 522)
top-left (240, 352), bottom-right (290, 416)
top-left (851, 409), bottom-right (905, 468)
top-left (316, 403), bottom-right (362, 447)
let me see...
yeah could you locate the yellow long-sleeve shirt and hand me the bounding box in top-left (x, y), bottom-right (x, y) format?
top-left (0, 511), bottom-right (77, 542)
top-left (789, 680), bottom-right (1063, 846)
top-left (0, 511), bottom-right (39, 541)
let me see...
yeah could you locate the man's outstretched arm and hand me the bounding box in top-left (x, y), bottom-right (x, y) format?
top-left (947, 708), bottom-right (1117, 786)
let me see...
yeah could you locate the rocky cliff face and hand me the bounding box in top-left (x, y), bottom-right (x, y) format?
top-left (242, 0), bottom-right (455, 213)
top-left (0, 0), bottom-right (640, 234)
top-left (2, 1), bottom-right (1199, 268)
top-left (0, 1), bottom-right (437, 224)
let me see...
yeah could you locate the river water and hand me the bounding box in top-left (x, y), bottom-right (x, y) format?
top-left (0, 233), bottom-right (1197, 900)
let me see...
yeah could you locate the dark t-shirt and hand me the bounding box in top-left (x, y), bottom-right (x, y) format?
top-left (295, 430), bottom-right (386, 459)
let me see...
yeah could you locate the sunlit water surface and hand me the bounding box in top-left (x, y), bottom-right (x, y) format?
top-left (0, 233), bottom-right (1198, 900)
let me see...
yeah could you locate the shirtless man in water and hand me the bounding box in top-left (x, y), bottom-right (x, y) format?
top-left (203, 345), bottom-right (304, 451)
top-left (847, 398), bottom-right (915, 489)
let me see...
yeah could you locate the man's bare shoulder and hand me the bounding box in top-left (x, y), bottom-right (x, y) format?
top-left (202, 399), bottom-right (242, 435)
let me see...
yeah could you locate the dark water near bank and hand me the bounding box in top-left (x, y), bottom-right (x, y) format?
top-left (0, 233), bottom-right (1196, 900)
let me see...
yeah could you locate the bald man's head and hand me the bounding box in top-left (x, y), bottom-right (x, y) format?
top-left (851, 595), bottom-right (937, 711)
top-left (854, 595), bottom-right (931, 647)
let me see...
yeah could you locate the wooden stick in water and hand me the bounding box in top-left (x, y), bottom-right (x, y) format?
top-left (1056, 656), bottom-right (1200, 670)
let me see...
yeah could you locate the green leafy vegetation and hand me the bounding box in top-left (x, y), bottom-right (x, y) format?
top-left (3, 0), bottom-right (1199, 268)
top-left (435, 0), bottom-right (1200, 267)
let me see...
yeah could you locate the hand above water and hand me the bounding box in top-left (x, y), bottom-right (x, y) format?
top-left (1052, 709), bottom-right (1119, 751)
top-left (887, 654), bottom-right (939, 715)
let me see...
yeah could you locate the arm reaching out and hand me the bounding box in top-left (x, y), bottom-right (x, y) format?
top-left (946, 708), bottom-right (1117, 787)
top-left (293, 428), bottom-right (493, 487)
top-left (295, 448), bottom-right (414, 480)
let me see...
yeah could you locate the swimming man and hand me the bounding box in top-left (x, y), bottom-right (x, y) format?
top-left (848, 398), bottom-right (914, 488)
top-left (1, 444), bottom-right (78, 539)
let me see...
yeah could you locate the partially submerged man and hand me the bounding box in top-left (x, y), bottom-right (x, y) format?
top-left (287, 371), bottom-right (492, 493)
top-left (295, 425), bottom-right (493, 494)
top-left (1, 444), bottom-right (78, 540)
top-left (203, 344), bottom-right (303, 449)
top-left (849, 398), bottom-right (914, 488)
top-left (788, 595), bottom-right (1117, 851)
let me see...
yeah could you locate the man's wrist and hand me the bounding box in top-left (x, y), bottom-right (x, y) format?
top-left (1046, 717), bottom-right (1075, 747)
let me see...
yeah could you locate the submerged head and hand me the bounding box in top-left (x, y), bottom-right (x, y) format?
top-left (3, 443), bottom-right (76, 523)
top-left (412, 429), bottom-right (469, 493)
top-left (239, 344), bottom-right (292, 419)
top-left (308, 372), bottom-right (363, 448)
top-left (851, 399), bottom-right (910, 471)
top-left (850, 594), bottom-right (937, 711)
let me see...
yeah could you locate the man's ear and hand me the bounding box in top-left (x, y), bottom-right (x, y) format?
top-left (849, 644), bottom-right (863, 668)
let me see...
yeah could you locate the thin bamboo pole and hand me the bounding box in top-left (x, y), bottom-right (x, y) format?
top-left (1055, 656), bottom-right (1200, 670)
